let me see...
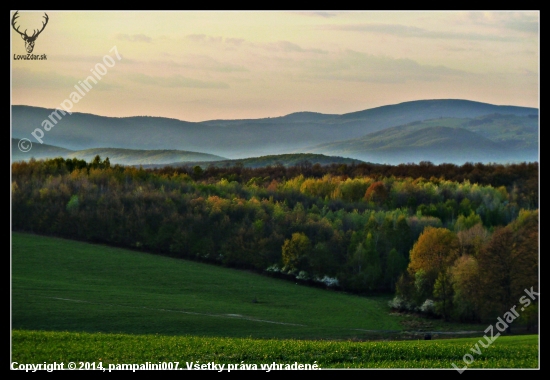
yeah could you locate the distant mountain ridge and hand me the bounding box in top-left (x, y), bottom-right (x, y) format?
top-left (303, 113), bottom-right (538, 165)
top-left (12, 99), bottom-right (538, 165)
top-left (338, 99), bottom-right (536, 121)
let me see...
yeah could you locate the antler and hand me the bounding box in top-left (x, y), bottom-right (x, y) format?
top-left (30, 13), bottom-right (49, 39)
top-left (11, 11), bottom-right (26, 38)
top-left (11, 11), bottom-right (49, 39)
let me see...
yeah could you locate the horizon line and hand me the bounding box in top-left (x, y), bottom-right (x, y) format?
top-left (11, 98), bottom-right (539, 124)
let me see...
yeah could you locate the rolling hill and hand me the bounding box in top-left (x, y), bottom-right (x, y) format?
top-left (303, 114), bottom-right (538, 165)
top-left (141, 153), bottom-right (367, 169)
top-left (64, 148), bottom-right (226, 166)
top-left (11, 139), bottom-right (73, 161)
top-left (12, 140), bottom-right (227, 166)
top-left (12, 99), bottom-right (538, 164)
top-left (12, 232), bottom-right (405, 340)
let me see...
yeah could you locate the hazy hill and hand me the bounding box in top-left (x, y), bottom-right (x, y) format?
top-left (140, 153), bottom-right (367, 169)
top-left (303, 113), bottom-right (538, 165)
top-left (12, 99), bottom-right (538, 163)
top-left (12, 138), bottom-right (73, 162)
top-left (305, 125), bottom-right (536, 165)
top-left (11, 140), bottom-right (226, 166)
top-left (461, 114), bottom-right (538, 150)
top-left (64, 148), bottom-right (226, 166)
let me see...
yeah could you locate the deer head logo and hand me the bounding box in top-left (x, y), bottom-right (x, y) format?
top-left (11, 11), bottom-right (49, 54)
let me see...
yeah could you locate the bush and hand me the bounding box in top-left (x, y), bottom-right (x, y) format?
top-left (315, 275), bottom-right (339, 288)
top-left (420, 299), bottom-right (436, 316)
top-left (266, 264), bottom-right (280, 273)
top-left (388, 295), bottom-right (415, 312)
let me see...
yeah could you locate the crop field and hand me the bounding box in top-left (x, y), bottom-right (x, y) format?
top-left (12, 331), bottom-right (538, 369)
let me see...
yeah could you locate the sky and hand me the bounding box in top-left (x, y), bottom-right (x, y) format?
top-left (10, 10), bottom-right (539, 122)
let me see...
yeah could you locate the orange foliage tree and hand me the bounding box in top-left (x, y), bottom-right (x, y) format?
top-left (364, 181), bottom-right (388, 204)
top-left (408, 226), bottom-right (459, 279)
top-left (407, 226), bottom-right (459, 318)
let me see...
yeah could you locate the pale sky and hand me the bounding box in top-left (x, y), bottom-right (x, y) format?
top-left (11, 11), bottom-right (539, 122)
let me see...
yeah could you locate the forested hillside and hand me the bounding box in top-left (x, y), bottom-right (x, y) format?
top-left (11, 157), bottom-right (538, 324)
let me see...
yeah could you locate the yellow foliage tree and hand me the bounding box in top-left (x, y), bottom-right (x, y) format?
top-left (408, 226), bottom-right (459, 279)
top-left (282, 232), bottom-right (311, 272)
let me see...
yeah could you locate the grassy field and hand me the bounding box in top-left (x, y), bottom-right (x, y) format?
top-left (11, 232), bottom-right (538, 369)
top-left (11, 330), bottom-right (538, 369)
top-left (12, 232), bottom-right (408, 340)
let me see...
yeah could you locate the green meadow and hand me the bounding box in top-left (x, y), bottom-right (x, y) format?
top-left (12, 331), bottom-right (538, 369)
top-left (11, 232), bottom-right (538, 369)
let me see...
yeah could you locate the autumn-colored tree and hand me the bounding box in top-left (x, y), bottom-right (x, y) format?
top-left (451, 254), bottom-right (482, 322)
top-left (408, 226), bottom-right (459, 281)
top-left (266, 179), bottom-right (278, 192)
top-left (511, 210), bottom-right (539, 296)
top-left (477, 226), bottom-right (515, 321)
top-left (477, 209), bottom-right (538, 323)
top-left (456, 223), bottom-right (490, 257)
top-left (364, 181), bottom-right (388, 204)
top-left (281, 232), bottom-right (311, 272)
top-left (407, 226), bottom-right (459, 312)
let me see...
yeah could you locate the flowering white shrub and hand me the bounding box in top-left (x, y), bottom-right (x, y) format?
top-left (420, 299), bottom-right (436, 315)
top-left (266, 264), bottom-right (280, 273)
top-left (388, 296), bottom-right (415, 311)
top-left (315, 275), bottom-right (339, 287)
top-left (296, 271), bottom-right (310, 280)
top-left (286, 268), bottom-right (298, 276)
